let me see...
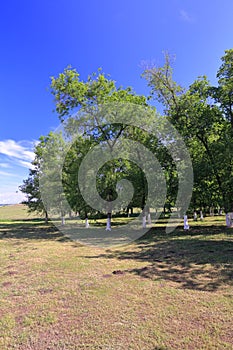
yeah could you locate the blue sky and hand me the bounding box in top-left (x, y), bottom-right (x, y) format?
top-left (1, 0), bottom-right (233, 203)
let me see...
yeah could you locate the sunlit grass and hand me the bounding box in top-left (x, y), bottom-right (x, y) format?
top-left (0, 205), bottom-right (232, 349)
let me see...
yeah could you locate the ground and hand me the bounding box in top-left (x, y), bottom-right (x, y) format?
top-left (0, 205), bottom-right (232, 349)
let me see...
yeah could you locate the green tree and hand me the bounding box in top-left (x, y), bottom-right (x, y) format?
top-left (38, 132), bottom-right (69, 225)
top-left (62, 135), bottom-right (98, 226)
top-left (19, 142), bottom-right (48, 221)
top-left (143, 50), bottom-right (233, 214)
top-left (21, 132), bottom-right (69, 225)
top-left (20, 168), bottom-right (48, 222)
top-left (213, 49), bottom-right (233, 127)
top-left (50, 68), bottom-right (156, 228)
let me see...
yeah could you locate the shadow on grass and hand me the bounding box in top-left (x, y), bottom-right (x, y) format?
top-left (87, 225), bottom-right (233, 292)
top-left (0, 220), bottom-right (68, 241)
top-left (1, 220), bottom-right (233, 291)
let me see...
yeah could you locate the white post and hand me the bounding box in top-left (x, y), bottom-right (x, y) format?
top-left (106, 217), bottom-right (111, 231)
top-left (226, 213), bottom-right (233, 227)
top-left (184, 215), bottom-right (189, 230)
top-left (147, 212), bottom-right (152, 225)
top-left (200, 210), bottom-right (204, 221)
top-left (85, 218), bottom-right (89, 228)
top-left (142, 215), bottom-right (146, 228)
top-left (193, 211), bottom-right (197, 221)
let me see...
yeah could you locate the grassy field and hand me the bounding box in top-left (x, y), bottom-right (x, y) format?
top-left (0, 205), bottom-right (232, 349)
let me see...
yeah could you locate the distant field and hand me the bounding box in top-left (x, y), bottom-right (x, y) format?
top-left (0, 204), bottom-right (39, 221)
top-left (0, 205), bottom-right (232, 349)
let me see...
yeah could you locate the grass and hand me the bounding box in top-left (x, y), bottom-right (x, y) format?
top-left (0, 205), bottom-right (232, 349)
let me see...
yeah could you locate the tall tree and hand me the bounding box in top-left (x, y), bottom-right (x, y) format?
top-left (20, 167), bottom-right (48, 222)
top-left (21, 132), bottom-right (69, 225)
top-left (143, 51), bottom-right (233, 213)
top-left (50, 68), bottom-right (156, 228)
top-left (38, 132), bottom-right (69, 225)
top-left (213, 49), bottom-right (233, 127)
top-left (19, 140), bottom-right (48, 221)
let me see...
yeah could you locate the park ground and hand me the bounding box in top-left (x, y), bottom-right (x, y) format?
top-left (0, 205), bottom-right (232, 349)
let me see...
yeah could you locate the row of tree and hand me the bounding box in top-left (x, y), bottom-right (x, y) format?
top-left (20, 49), bottom-right (233, 226)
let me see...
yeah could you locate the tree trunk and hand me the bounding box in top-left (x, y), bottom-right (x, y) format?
top-left (106, 212), bottom-right (112, 231)
top-left (85, 217), bottom-right (89, 228)
top-left (200, 210), bottom-right (204, 221)
top-left (147, 207), bottom-right (152, 224)
top-left (142, 208), bottom-right (146, 228)
top-left (106, 190), bottom-right (112, 231)
top-left (84, 209), bottom-right (89, 228)
top-left (184, 215), bottom-right (189, 230)
top-left (45, 211), bottom-right (48, 223)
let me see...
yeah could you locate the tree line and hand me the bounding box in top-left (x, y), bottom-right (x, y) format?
top-left (20, 49), bottom-right (233, 225)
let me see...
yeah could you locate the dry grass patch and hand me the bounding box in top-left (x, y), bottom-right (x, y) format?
top-left (0, 207), bottom-right (232, 349)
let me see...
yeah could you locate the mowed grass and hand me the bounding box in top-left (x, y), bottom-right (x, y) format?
top-left (0, 204), bottom-right (40, 221)
top-left (0, 206), bottom-right (232, 349)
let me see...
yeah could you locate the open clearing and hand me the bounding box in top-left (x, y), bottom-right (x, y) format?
top-left (0, 205), bottom-right (232, 349)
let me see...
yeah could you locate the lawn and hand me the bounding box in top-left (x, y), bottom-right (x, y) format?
top-left (0, 205), bottom-right (232, 349)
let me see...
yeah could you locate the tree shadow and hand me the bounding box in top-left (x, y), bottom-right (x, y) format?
top-left (0, 221), bottom-right (68, 241)
top-left (88, 225), bottom-right (233, 292)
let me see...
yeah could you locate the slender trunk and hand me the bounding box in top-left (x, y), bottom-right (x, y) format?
top-left (226, 213), bottom-right (233, 227)
top-left (197, 135), bottom-right (228, 211)
top-left (45, 211), bottom-right (48, 223)
top-left (85, 217), bottom-right (89, 228)
top-left (136, 148), bottom-right (147, 227)
top-left (200, 210), bottom-right (204, 221)
top-left (61, 204), bottom-right (65, 225)
top-left (163, 205), bottom-right (166, 216)
top-left (210, 206), bottom-right (214, 216)
top-left (106, 212), bottom-right (112, 231)
top-left (106, 191), bottom-right (112, 231)
top-left (183, 214), bottom-right (189, 230)
top-left (147, 207), bottom-right (152, 224)
top-left (84, 208), bottom-right (89, 227)
top-left (142, 205), bottom-right (147, 228)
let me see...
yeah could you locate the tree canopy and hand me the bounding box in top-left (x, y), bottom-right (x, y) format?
top-left (143, 49), bottom-right (233, 213)
top-left (21, 49), bottom-right (233, 228)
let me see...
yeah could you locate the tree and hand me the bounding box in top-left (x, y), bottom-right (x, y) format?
top-left (38, 132), bottom-right (69, 225)
top-left (50, 68), bottom-right (157, 229)
top-left (20, 132), bottom-right (69, 225)
top-left (19, 143), bottom-right (48, 221)
top-left (213, 49), bottom-right (233, 127)
top-left (20, 169), bottom-right (48, 221)
top-left (143, 50), bottom-right (233, 214)
top-left (62, 135), bottom-right (98, 226)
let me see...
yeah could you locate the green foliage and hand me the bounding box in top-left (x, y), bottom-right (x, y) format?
top-left (214, 49), bottom-right (233, 126)
top-left (143, 49), bottom-right (233, 212)
top-left (19, 142), bottom-right (47, 219)
top-left (22, 49), bottom-right (233, 220)
top-left (23, 69), bottom-right (160, 221)
top-left (50, 67), bottom-right (147, 122)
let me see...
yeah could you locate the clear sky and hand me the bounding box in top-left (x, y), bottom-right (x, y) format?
top-left (1, 0), bottom-right (233, 204)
